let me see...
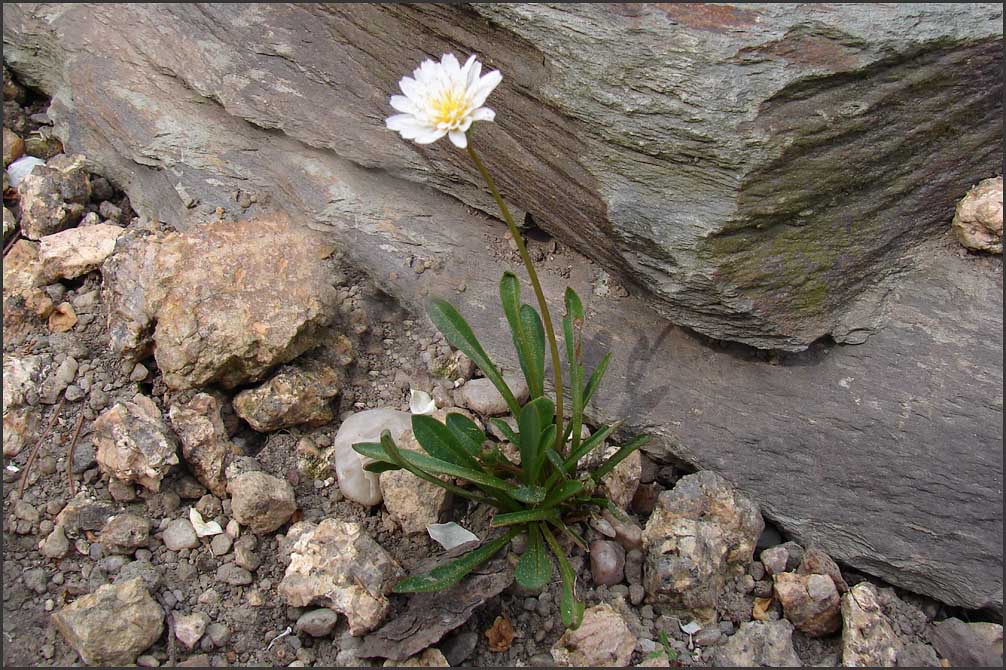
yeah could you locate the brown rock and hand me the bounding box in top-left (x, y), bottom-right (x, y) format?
top-left (383, 648), bottom-right (450, 667)
top-left (928, 618), bottom-right (1003, 669)
top-left (952, 176), bottom-right (1003, 253)
top-left (590, 540), bottom-right (626, 586)
top-left (278, 519), bottom-right (403, 636)
top-left (454, 375), bottom-right (529, 416)
top-left (52, 578), bottom-right (164, 666)
top-left (173, 612), bottom-right (209, 650)
top-left (99, 513), bottom-right (151, 555)
top-left (93, 395), bottom-right (180, 492)
top-left (17, 153), bottom-right (91, 239)
top-left (232, 339), bottom-right (351, 431)
top-left (712, 620), bottom-right (803, 667)
top-left (3, 127), bottom-right (25, 167)
top-left (227, 470), bottom-right (297, 534)
top-left (38, 224), bottom-right (125, 282)
top-left (550, 604), bottom-right (636, 667)
top-left (773, 572), bottom-right (841, 637)
top-left (380, 426), bottom-right (451, 535)
top-left (48, 301), bottom-right (77, 333)
top-left (168, 393), bottom-right (240, 496)
top-left (3, 240), bottom-right (54, 343)
top-left (797, 546), bottom-right (849, 593)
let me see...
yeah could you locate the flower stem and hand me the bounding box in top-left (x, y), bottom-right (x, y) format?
top-left (466, 142), bottom-right (565, 451)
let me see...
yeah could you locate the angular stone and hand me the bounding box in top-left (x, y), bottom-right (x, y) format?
top-left (3, 354), bottom-right (46, 457)
top-left (168, 393), bottom-right (240, 497)
top-left (37, 224), bottom-right (124, 283)
top-left (928, 618), bottom-right (1003, 669)
top-left (174, 612), bottom-right (209, 650)
top-left (383, 648), bottom-right (450, 667)
top-left (40, 525), bottom-right (71, 559)
top-left (952, 176), bottom-right (1003, 254)
top-left (279, 519), bottom-right (403, 636)
top-left (227, 470), bottom-right (297, 534)
top-left (3, 127), bottom-right (25, 167)
top-left (93, 395), bottom-right (180, 492)
top-left (52, 578), bottom-right (164, 666)
top-left (841, 583), bottom-right (900, 667)
top-left (3, 240), bottom-right (54, 343)
top-left (797, 546), bottom-right (848, 593)
top-left (380, 427), bottom-right (451, 535)
top-left (54, 492), bottom-right (118, 539)
top-left (329, 408), bottom-right (413, 506)
top-left (3, 206), bottom-right (15, 240)
top-left (454, 375), bottom-right (529, 416)
top-left (17, 153), bottom-right (91, 239)
top-left (216, 563), bottom-right (253, 586)
top-left (711, 620), bottom-right (802, 667)
top-left (773, 572), bottom-right (841, 637)
top-left (550, 604), bottom-right (636, 667)
top-left (99, 513), bottom-right (151, 555)
top-left (232, 339), bottom-right (351, 431)
top-left (642, 471), bottom-right (763, 609)
top-left (760, 546), bottom-right (789, 577)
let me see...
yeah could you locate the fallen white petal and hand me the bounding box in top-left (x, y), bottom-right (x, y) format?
top-left (409, 388), bottom-right (438, 415)
top-left (680, 620), bottom-right (702, 635)
top-left (428, 522), bottom-right (479, 550)
top-left (189, 507), bottom-right (223, 537)
top-left (6, 156), bottom-right (46, 188)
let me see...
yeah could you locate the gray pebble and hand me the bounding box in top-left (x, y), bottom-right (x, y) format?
top-left (216, 563), bottom-right (253, 586)
top-left (210, 533), bottom-right (232, 556)
top-left (295, 609), bottom-right (339, 637)
top-left (162, 518), bottom-right (199, 551)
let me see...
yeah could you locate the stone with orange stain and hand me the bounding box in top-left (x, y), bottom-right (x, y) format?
top-left (485, 615), bottom-right (515, 653)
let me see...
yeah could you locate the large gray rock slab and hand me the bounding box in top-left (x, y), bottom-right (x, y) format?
top-left (4, 3), bottom-right (1001, 350)
top-left (4, 3), bottom-right (1002, 611)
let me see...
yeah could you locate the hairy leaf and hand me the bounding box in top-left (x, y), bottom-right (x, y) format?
top-left (518, 396), bottom-right (554, 484)
top-left (542, 479), bottom-right (585, 508)
top-left (515, 524), bottom-right (552, 590)
top-left (519, 303), bottom-right (546, 397)
top-left (446, 413), bottom-right (486, 459)
top-left (490, 507), bottom-right (559, 527)
top-left (354, 440), bottom-right (517, 495)
top-left (427, 298), bottom-right (519, 416)
top-left (583, 352), bottom-right (611, 406)
top-left (543, 524), bottom-right (584, 629)
top-left (490, 418), bottom-right (519, 445)
top-left (500, 273), bottom-right (545, 399)
top-left (412, 414), bottom-right (482, 470)
top-left (395, 528), bottom-right (520, 593)
top-left (363, 461), bottom-right (403, 473)
top-left (512, 485), bottom-right (547, 504)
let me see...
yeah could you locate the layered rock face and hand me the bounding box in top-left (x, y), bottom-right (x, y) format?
top-left (5, 4), bottom-right (1000, 350)
top-left (3, 3), bottom-right (1002, 612)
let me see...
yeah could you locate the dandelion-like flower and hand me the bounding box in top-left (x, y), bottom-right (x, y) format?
top-left (386, 53), bottom-right (502, 149)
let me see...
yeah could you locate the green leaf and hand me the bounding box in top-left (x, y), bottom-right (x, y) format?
top-left (543, 524), bottom-right (584, 629)
top-left (412, 414), bottom-right (481, 470)
top-left (395, 528), bottom-right (520, 593)
top-left (592, 434), bottom-right (650, 482)
top-left (583, 352), bottom-right (611, 406)
top-left (544, 447), bottom-right (566, 473)
top-left (519, 303), bottom-right (546, 397)
top-left (562, 422), bottom-right (620, 474)
top-left (518, 396), bottom-right (554, 484)
top-left (542, 479), bottom-right (585, 508)
top-left (354, 440), bottom-right (517, 494)
top-left (564, 287), bottom-right (584, 325)
top-left (512, 485), bottom-right (546, 504)
top-left (490, 507), bottom-right (559, 527)
top-left (515, 524), bottom-right (552, 590)
top-left (500, 273), bottom-right (545, 399)
top-left (489, 418), bottom-right (519, 445)
top-left (446, 413), bottom-right (486, 459)
top-left (363, 461), bottom-right (402, 473)
top-left (427, 298), bottom-right (519, 416)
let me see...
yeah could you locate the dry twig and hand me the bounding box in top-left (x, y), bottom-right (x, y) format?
top-left (66, 412), bottom-right (86, 496)
top-left (18, 396), bottom-right (65, 497)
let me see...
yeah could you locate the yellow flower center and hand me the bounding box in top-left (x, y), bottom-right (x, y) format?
top-left (431, 90), bottom-right (467, 128)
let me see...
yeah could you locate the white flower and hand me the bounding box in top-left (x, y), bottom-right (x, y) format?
top-left (386, 53), bottom-right (502, 149)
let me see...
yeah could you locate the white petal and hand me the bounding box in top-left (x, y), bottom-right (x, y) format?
top-left (469, 106), bottom-right (495, 122)
top-left (413, 128), bottom-right (448, 144)
top-left (466, 59), bottom-right (482, 89)
top-left (680, 621), bottom-right (702, 635)
top-left (390, 95), bottom-right (419, 114)
top-left (428, 522), bottom-right (479, 550)
top-left (470, 70), bottom-right (502, 108)
top-left (441, 53), bottom-right (461, 77)
top-left (399, 76), bottom-right (424, 103)
top-left (386, 113), bottom-right (429, 135)
top-left (457, 117), bottom-right (474, 133)
top-left (409, 389), bottom-right (438, 415)
top-left (190, 508), bottom-right (223, 537)
top-left (448, 130), bottom-right (468, 148)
